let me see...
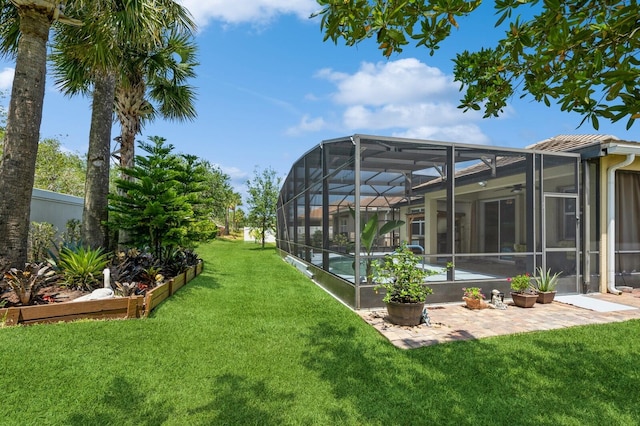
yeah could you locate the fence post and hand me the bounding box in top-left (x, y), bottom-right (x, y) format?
top-left (126, 296), bottom-right (138, 319)
top-left (4, 308), bottom-right (22, 325)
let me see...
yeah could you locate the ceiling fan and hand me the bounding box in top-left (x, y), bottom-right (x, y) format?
top-left (509, 184), bottom-right (524, 193)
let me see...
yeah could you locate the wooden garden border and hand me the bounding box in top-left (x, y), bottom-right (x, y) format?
top-left (0, 261), bottom-right (203, 326)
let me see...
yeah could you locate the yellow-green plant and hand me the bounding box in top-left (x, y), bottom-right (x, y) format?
top-left (54, 247), bottom-right (110, 291)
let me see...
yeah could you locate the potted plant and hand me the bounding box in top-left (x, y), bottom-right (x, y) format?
top-left (533, 267), bottom-right (561, 304)
top-left (508, 272), bottom-right (537, 308)
top-left (462, 287), bottom-right (487, 310)
top-left (372, 243), bottom-right (439, 326)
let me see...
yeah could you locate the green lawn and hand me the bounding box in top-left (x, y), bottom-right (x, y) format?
top-left (1, 239), bottom-right (639, 425)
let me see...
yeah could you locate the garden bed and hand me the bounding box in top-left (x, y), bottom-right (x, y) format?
top-left (0, 261), bottom-right (203, 326)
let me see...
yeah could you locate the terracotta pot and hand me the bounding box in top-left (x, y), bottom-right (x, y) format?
top-left (536, 291), bottom-right (557, 304)
top-left (386, 301), bottom-right (425, 326)
top-left (463, 297), bottom-right (487, 310)
top-left (511, 292), bottom-right (537, 308)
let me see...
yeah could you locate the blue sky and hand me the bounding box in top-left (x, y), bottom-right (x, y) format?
top-left (0, 0), bottom-right (637, 198)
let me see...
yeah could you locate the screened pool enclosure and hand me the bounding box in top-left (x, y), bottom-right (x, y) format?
top-left (276, 135), bottom-right (581, 309)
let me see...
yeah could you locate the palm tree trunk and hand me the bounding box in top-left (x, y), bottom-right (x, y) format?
top-left (115, 78), bottom-right (145, 171)
top-left (82, 71), bottom-right (116, 249)
top-left (114, 77), bottom-right (144, 247)
top-left (0, 8), bottom-right (50, 270)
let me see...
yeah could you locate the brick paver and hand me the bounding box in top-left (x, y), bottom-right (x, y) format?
top-left (358, 291), bottom-right (640, 349)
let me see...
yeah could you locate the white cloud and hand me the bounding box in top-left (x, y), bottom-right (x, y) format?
top-left (286, 114), bottom-right (326, 135)
top-left (215, 164), bottom-right (249, 181)
top-left (307, 58), bottom-right (491, 143)
top-left (0, 67), bottom-right (14, 90)
top-left (393, 125), bottom-right (490, 144)
top-left (178, 0), bottom-right (318, 27)
top-left (318, 58), bottom-right (456, 106)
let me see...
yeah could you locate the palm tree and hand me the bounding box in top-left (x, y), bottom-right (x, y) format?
top-left (113, 29), bottom-right (197, 247)
top-left (50, 0), bottom-right (196, 249)
top-left (226, 192), bottom-right (242, 235)
top-left (114, 29), bottom-right (197, 173)
top-left (0, 0), bottom-right (80, 269)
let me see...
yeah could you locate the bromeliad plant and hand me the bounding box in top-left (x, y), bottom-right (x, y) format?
top-left (3, 263), bottom-right (58, 305)
top-left (372, 243), bottom-right (437, 304)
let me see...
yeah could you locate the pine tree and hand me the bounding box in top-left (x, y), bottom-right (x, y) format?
top-left (109, 136), bottom-right (192, 258)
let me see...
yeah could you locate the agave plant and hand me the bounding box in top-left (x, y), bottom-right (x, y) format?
top-left (54, 247), bottom-right (110, 291)
top-left (3, 263), bottom-right (58, 305)
top-left (533, 267), bottom-right (561, 292)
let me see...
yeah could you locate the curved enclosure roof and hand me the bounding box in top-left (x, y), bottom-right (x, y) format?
top-left (277, 134), bottom-right (582, 309)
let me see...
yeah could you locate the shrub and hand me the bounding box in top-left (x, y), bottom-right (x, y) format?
top-left (161, 248), bottom-right (200, 278)
top-left (27, 222), bottom-right (57, 263)
top-left (372, 243), bottom-right (436, 304)
top-left (108, 248), bottom-right (157, 285)
top-left (62, 218), bottom-right (82, 248)
top-left (55, 247), bottom-right (110, 291)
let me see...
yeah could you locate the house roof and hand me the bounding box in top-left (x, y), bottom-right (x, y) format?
top-left (413, 134), bottom-right (616, 192)
top-left (525, 134), bottom-right (622, 152)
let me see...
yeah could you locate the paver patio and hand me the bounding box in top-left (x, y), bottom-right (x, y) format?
top-left (358, 290), bottom-right (640, 349)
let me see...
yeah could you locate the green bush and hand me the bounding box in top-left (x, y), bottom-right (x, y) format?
top-left (62, 218), bottom-right (82, 248)
top-left (27, 222), bottom-right (57, 263)
top-left (55, 247), bottom-right (110, 291)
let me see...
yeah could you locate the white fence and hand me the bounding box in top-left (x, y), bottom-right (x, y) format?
top-left (243, 227), bottom-right (276, 243)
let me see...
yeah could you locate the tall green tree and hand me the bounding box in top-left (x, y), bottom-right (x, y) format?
top-left (201, 162), bottom-right (235, 225)
top-left (0, 0), bottom-right (81, 270)
top-left (177, 154), bottom-right (218, 244)
top-left (34, 138), bottom-right (85, 196)
top-left (226, 192), bottom-right (243, 234)
top-left (109, 136), bottom-right (193, 258)
top-left (50, 0), bottom-right (196, 250)
top-left (246, 167), bottom-right (281, 248)
top-left (316, 0), bottom-right (640, 129)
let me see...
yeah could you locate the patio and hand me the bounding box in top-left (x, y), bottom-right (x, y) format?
top-left (358, 290), bottom-right (640, 349)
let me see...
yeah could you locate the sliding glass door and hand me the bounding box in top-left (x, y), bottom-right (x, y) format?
top-left (482, 198), bottom-right (516, 255)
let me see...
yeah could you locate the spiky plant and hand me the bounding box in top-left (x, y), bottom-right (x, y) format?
top-left (3, 263), bottom-right (58, 305)
top-left (55, 247), bottom-right (110, 291)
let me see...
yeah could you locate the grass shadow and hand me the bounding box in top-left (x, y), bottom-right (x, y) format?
top-left (301, 319), bottom-right (640, 424)
top-left (187, 373), bottom-right (294, 424)
top-left (65, 375), bottom-right (173, 425)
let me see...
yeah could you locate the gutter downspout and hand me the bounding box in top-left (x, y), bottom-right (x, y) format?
top-left (607, 154), bottom-right (635, 294)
